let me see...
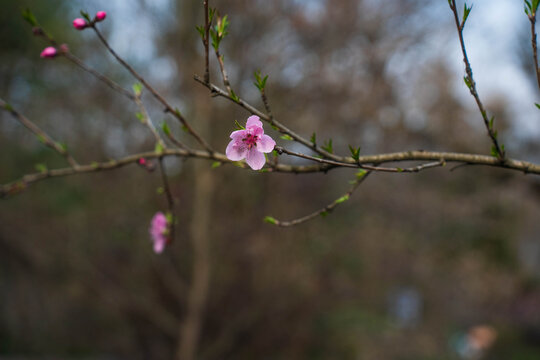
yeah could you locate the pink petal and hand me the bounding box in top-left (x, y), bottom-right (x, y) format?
top-left (256, 134), bottom-right (276, 153)
top-left (226, 140), bottom-right (247, 161)
top-left (153, 236), bottom-right (166, 254)
top-left (246, 148), bottom-right (266, 170)
top-left (230, 129), bottom-right (246, 140)
top-left (246, 115), bottom-right (262, 129)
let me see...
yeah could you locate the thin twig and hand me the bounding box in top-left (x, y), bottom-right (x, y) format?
top-left (449, 0), bottom-right (505, 160)
top-left (0, 99), bottom-right (78, 167)
top-left (91, 26), bottom-right (214, 153)
top-left (215, 50), bottom-right (233, 95)
top-left (203, 0), bottom-right (211, 84)
top-left (528, 9), bottom-right (540, 91)
top-left (2, 148), bottom-right (540, 199)
top-left (134, 94), bottom-right (167, 149)
top-left (63, 52), bottom-right (135, 101)
top-left (271, 172), bottom-right (372, 227)
top-left (193, 75), bottom-right (341, 161)
top-left (275, 146), bottom-right (445, 173)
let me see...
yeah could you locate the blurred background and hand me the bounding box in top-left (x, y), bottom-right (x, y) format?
top-left (1, 0), bottom-right (540, 359)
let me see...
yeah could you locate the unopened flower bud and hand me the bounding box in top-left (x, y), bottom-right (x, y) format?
top-left (95, 11), bottom-right (107, 22)
top-left (40, 47), bottom-right (57, 58)
top-left (73, 18), bottom-right (88, 30)
top-left (59, 44), bottom-right (69, 54)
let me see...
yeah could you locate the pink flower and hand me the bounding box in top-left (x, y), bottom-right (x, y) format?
top-left (40, 47), bottom-right (57, 58)
top-left (95, 11), bottom-right (107, 21)
top-left (226, 115), bottom-right (276, 170)
top-left (73, 18), bottom-right (88, 30)
top-left (149, 212), bottom-right (169, 254)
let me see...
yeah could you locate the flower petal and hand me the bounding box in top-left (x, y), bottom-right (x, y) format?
top-left (226, 139), bottom-right (247, 161)
top-left (246, 148), bottom-right (266, 170)
top-left (230, 129), bottom-right (246, 140)
top-left (153, 236), bottom-right (166, 254)
top-left (256, 134), bottom-right (276, 153)
top-left (246, 115), bottom-right (262, 129)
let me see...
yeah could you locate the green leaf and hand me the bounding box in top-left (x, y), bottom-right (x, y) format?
top-left (174, 107), bottom-right (182, 118)
top-left (91, 161), bottom-right (99, 169)
top-left (488, 116), bottom-right (495, 129)
top-left (348, 145), bottom-right (361, 161)
top-left (155, 142), bottom-right (164, 154)
top-left (211, 161), bottom-right (222, 168)
top-left (280, 134), bottom-right (293, 141)
top-left (195, 25), bottom-right (205, 39)
top-left (263, 216), bottom-right (277, 225)
top-left (396, 167), bottom-right (404, 172)
top-left (22, 8), bottom-right (38, 27)
top-left (490, 145), bottom-right (498, 157)
top-left (209, 8), bottom-right (216, 23)
top-left (132, 82), bottom-right (143, 96)
top-left (80, 10), bottom-right (91, 22)
top-left (34, 163), bottom-right (47, 173)
top-left (165, 212), bottom-right (174, 224)
top-left (310, 132), bottom-right (316, 145)
top-left (181, 125), bottom-right (189, 133)
top-left (156, 187), bottom-right (164, 195)
top-left (234, 120), bottom-right (245, 130)
top-left (320, 211), bottom-right (329, 218)
top-left (335, 194), bottom-right (349, 204)
top-left (3, 102), bottom-right (14, 112)
top-left (271, 124), bottom-right (279, 131)
top-left (57, 142), bottom-right (67, 152)
top-left (322, 139), bottom-right (333, 154)
top-left (135, 112), bottom-right (145, 123)
top-left (162, 122), bottom-right (171, 135)
top-left (462, 3), bottom-right (473, 24)
top-left (535, 103), bottom-right (540, 109)
top-left (36, 134), bottom-right (46, 144)
top-left (230, 89), bottom-right (240, 102)
top-left (355, 169), bottom-right (367, 179)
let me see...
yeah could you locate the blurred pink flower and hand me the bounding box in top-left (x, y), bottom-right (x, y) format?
top-left (73, 18), bottom-right (87, 30)
top-left (95, 11), bottom-right (107, 21)
top-left (226, 115), bottom-right (276, 170)
top-left (40, 47), bottom-right (57, 58)
top-left (149, 212), bottom-right (169, 254)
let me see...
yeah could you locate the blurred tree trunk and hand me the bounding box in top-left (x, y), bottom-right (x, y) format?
top-left (176, 103), bottom-right (213, 360)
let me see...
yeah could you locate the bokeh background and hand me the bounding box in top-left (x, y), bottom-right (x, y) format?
top-left (1, 0), bottom-right (540, 359)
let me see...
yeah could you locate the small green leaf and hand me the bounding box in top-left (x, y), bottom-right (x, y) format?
top-left (91, 161), bottom-right (99, 168)
top-left (156, 187), bottom-right (164, 195)
top-left (490, 145), bottom-right (498, 157)
top-left (181, 125), bottom-right (189, 133)
top-left (155, 142), bottom-right (164, 154)
top-left (263, 216), bottom-right (277, 225)
top-left (162, 122), bottom-right (171, 135)
top-left (356, 169), bottom-right (367, 179)
top-left (36, 134), bottom-right (46, 144)
top-left (135, 112), bottom-right (145, 123)
top-left (195, 25), bottom-right (205, 38)
top-left (271, 124), bottom-right (279, 131)
top-left (80, 10), bottom-right (91, 22)
top-left (22, 8), bottom-right (38, 26)
top-left (310, 132), bottom-right (316, 145)
top-left (335, 194), bottom-right (349, 204)
top-left (234, 120), bottom-right (245, 130)
top-left (280, 134), bottom-right (293, 141)
top-left (3, 102), bottom-right (14, 112)
top-left (488, 116), bottom-right (495, 129)
top-left (230, 89), bottom-right (240, 102)
top-left (322, 139), bottom-right (333, 154)
top-left (396, 167), bottom-right (404, 172)
top-left (211, 161), bottom-right (222, 168)
top-left (320, 211), bottom-right (329, 218)
top-left (348, 145), bottom-right (361, 161)
top-left (132, 82), bottom-right (143, 96)
top-left (272, 150), bottom-right (279, 157)
top-left (535, 103), bottom-right (540, 109)
top-left (165, 212), bottom-right (174, 224)
top-left (34, 163), bottom-right (47, 173)
top-left (57, 142), bottom-right (67, 152)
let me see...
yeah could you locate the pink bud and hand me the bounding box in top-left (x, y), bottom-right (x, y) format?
top-left (138, 158), bottom-right (147, 165)
top-left (40, 47), bottom-right (57, 58)
top-left (73, 18), bottom-right (88, 30)
top-left (59, 44), bottom-right (69, 54)
top-left (95, 11), bottom-right (107, 21)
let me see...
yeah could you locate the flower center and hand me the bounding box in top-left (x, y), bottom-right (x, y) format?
top-left (242, 133), bottom-right (259, 149)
